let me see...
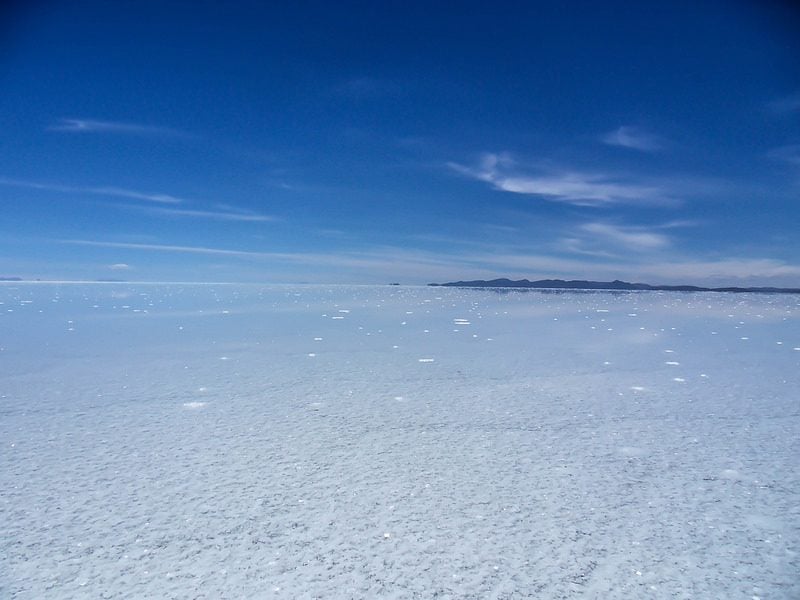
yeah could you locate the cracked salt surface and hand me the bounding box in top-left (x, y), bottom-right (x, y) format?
top-left (1, 283), bottom-right (799, 599)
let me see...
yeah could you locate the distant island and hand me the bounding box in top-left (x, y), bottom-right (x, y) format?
top-left (429, 278), bottom-right (800, 293)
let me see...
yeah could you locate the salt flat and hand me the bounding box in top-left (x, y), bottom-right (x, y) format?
top-left (1, 283), bottom-right (798, 599)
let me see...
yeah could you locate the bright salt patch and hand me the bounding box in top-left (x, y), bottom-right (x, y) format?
top-left (618, 446), bottom-right (645, 458)
top-left (720, 469), bottom-right (742, 480)
top-left (418, 358), bottom-right (435, 363)
top-left (182, 401), bottom-right (206, 409)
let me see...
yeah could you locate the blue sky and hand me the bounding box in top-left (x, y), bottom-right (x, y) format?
top-left (1, 0), bottom-right (799, 285)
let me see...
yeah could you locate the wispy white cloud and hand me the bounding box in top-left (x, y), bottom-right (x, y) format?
top-left (556, 237), bottom-right (618, 258)
top-left (61, 240), bottom-right (455, 268)
top-left (89, 187), bottom-right (185, 204)
top-left (63, 240), bottom-right (264, 257)
top-left (468, 251), bottom-right (608, 275)
top-left (636, 258), bottom-right (800, 283)
top-left (49, 118), bottom-right (191, 138)
top-left (109, 263), bottom-right (131, 270)
top-left (558, 220), bottom-right (698, 257)
top-left (655, 219), bottom-right (701, 229)
top-left (3, 177), bottom-right (276, 223)
top-left (53, 240), bottom-right (515, 284)
top-left (0, 177), bottom-right (184, 204)
top-left (449, 153), bottom-right (668, 206)
top-left (56, 241), bottom-right (559, 281)
top-left (66, 240), bottom-right (272, 258)
top-left (128, 205), bottom-right (276, 222)
top-left (602, 126), bottom-right (663, 152)
top-left (581, 222), bottom-right (670, 250)
top-left (56, 239), bottom-right (800, 286)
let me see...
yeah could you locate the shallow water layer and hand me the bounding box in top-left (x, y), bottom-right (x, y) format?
top-left (1, 283), bottom-right (799, 599)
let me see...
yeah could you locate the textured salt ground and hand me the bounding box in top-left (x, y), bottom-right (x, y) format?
top-left (1, 284), bottom-right (799, 599)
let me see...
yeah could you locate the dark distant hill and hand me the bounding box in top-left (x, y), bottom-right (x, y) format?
top-left (0, 276), bottom-right (23, 281)
top-left (429, 278), bottom-right (800, 293)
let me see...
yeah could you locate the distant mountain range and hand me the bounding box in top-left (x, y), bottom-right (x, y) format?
top-left (429, 278), bottom-right (800, 293)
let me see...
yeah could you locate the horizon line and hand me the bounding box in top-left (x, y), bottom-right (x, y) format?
top-left (1, 277), bottom-right (798, 291)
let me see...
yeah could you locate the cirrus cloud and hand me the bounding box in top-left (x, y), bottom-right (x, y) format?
top-left (448, 153), bottom-right (671, 206)
top-left (602, 126), bottom-right (664, 152)
top-left (581, 222), bottom-right (670, 250)
top-left (49, 118), bottom-right (192, 138)
top-left (0, 177), bottom-right (185, 204)
top-left (53, 238), bottom-right (800, 287)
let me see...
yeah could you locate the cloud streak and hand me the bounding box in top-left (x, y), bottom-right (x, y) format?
top-left (634, 258), bottom-right (800, 283)
top-left (128, 206), bottom-right (276, 222)
top-left (0, 177), bottom-right (184, 204)
top-left (602, 126), bottom-right (663, 152)
top-left (581, 222), bottom-right (670, 250)
top-left (49, 118), bottom-right (191, 138)
top-left (57, 239), bottom-right (800, 286)
top-left (63, 240), bottom-right (262, 257)
top-left (3, 177), bottom-right (277, 223)
top-left (449, 153), bottom-right (668, 206)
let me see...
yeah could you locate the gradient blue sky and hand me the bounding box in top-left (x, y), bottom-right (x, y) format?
top-left (1, 0), bottom-right (799, 284)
